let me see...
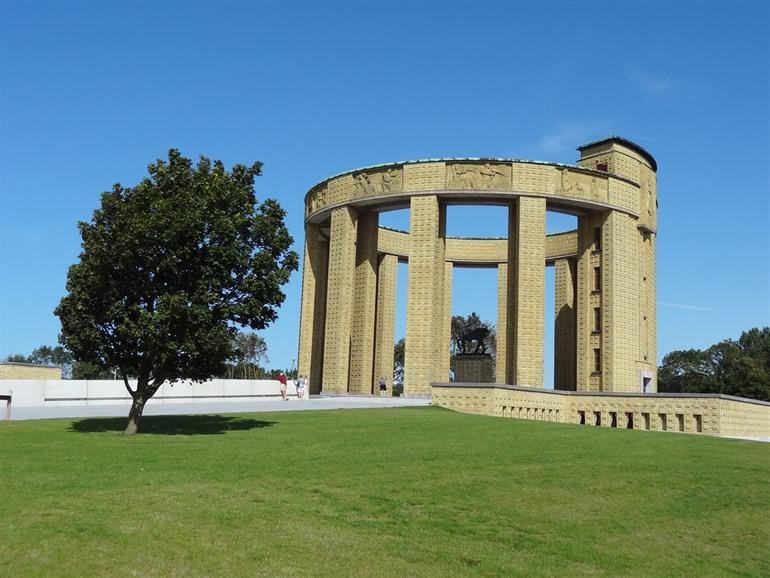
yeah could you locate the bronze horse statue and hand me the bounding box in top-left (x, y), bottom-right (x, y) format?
top-left (452, 316), bottom-right (489, 355)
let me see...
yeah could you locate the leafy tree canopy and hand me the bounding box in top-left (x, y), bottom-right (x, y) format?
top-left (393, 337), bottom-right (405, 385)
top-left (3, 345), bottom-right (110, 379)
top-left (224, 331), bottom-right (270, 379)
top-left (658, 327), bottom-right (770, 402)
top-left (55, 149), bottom-right (298, 433)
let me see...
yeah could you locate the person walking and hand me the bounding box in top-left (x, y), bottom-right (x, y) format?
top-left (378, 376), bottom-right (387, 397)
top-left (278, 372), bottom-right (288, 400)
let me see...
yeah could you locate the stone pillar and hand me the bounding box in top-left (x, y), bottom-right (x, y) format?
top-left (554, 258), bottom-right (577, 390)
top-left (404, 195), bottom-right (445, 395)
top-left (603, 210), bottom-right (640, 392)
top-left (639, 231), bottom-right (657, 390)
top-left (372, 254), bottom-right (397, 392)
top-left (506, 197), bottom-right (546, 386)
top-left (439, 261), bottom-right (453, 383)
top-left (575, 213), bottom-right (605, 391)
top-left (322, 206), bottom-right (358, 393)
top-left (349, 211), bottom-right (379, 393)
top-left (297, 223), bottom-right (329, 395)
top-left (576, 137), bottom-right (658, 392)
top-left (496, 263), bottom-right (508, 383)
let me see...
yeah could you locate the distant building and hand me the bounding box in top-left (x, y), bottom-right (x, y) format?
top-left (0, 362), bottom-right (63, 380)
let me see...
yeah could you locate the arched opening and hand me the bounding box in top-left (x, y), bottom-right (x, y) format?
top-left (446, 205), bottom-right (507, 383)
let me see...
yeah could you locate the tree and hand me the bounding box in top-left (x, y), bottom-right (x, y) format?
top-left (29, 345), bottom-right (75, 378)
top-left (4, 353), bottom-right (30, 363)
top-left (658, 327), bottom-right (770, 402)
top-left (393, 338), bottom-right (405, 385)
top-left (55, 150), bottom-right (298, 434)
top-left (72, 361), bottom-right (113, 380)
top-left (230, 331), bottom-right (269, 379)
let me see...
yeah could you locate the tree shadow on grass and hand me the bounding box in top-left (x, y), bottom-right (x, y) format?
top-left (70, 414), bottom-right (276, 435)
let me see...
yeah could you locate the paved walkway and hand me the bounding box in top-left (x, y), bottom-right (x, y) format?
top-left (7, 395), bottom-right (431, 421)
top-left (7, 399), bottom-right (767, 442)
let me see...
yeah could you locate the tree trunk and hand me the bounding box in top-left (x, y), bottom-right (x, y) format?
top-left (125, 396), bottom-right (146, 435)
top-left (123, 374), bottom-right (160, 435)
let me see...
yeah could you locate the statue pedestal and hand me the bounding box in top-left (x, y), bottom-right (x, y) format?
top-left (454, 354), bottom-right (494, 383)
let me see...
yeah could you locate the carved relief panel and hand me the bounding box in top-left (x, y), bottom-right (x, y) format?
top-left (446, 162), bottom-right (512, 190)
top-left (553, 168), bottom-right (608, 202)
top-left (351, 167), bottom-right (403, 197)
top-left (306, 184), bottom-right (329, 217)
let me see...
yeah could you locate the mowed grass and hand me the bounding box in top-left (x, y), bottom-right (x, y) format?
top-left (1, 407), bottom-right (768, 577)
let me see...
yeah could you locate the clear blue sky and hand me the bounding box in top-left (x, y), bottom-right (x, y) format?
top-left (1, 0), bottom-right (768, 385)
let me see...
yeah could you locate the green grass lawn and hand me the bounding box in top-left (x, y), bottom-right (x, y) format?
top-left (1, 407), bottom-right (768, 577)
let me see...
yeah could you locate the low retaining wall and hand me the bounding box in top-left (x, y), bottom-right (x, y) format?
top-left (431, 383), bottom-right (770, 438)
top-left (0, 378), bottom-right (290, 408)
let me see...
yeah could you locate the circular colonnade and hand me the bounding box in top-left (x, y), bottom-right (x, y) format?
top-left (297, 136), bottom-right (658, 397)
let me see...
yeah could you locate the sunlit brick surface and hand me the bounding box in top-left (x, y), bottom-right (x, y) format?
top-left (432, 384), bottom-right (770, 438)
top-left (300, 137), bottom-right (658, 396)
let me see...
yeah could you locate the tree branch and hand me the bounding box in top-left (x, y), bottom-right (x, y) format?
top-left (120, 368), bottom-right (136, 399)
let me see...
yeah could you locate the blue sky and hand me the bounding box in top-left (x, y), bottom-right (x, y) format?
top-left (1, 0), bottom-right (768, 385)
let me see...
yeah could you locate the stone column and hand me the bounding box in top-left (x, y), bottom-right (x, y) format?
top-left (405, 195), bottom-right (445, 395)
top-left (297, 223), bottom-right (329, 395)
top-left (496, 263), bottom-right (508, 383)
top-left (322, 206), bottom-right (358, 393)
top-left (372, 254), bottom-right (398, 393)
top-left (639, 231), bottom-right (657, 390)
top-left (506, 197), bottom-right (546, 386)
top-left (575, 213), bottom-right (605, 391)
top-left (554, 258), bottom-right (576, 390)
top-left (439, 261), bottom-right (453, 383)
top-left (602, 210), bottom-right (641, 392)
top-left (349, 211), bottom-right (379, 393)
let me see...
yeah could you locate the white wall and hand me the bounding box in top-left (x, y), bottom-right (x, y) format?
top-left (0, 378), bottom-right (287, 408)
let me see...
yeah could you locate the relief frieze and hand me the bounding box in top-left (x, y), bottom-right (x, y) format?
top-left (352, 167), bottom-right (403, 197)
top-left (554, 168), bottom-right (608, 201)
top-left (306, 184), bottom-right (329, 217)
top-left (447, 162), bottom-right (511, 190)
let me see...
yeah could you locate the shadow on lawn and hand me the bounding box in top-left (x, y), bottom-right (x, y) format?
top-left (70, 414), bottom-right (276, 436)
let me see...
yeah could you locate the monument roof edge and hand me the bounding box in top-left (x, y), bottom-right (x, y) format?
top-left (304, 158), bottom-right (634, 200)
top-left (577, 135), bottom-right (658, 171)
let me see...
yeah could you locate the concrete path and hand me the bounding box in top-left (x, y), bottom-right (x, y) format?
top-left (7, 395), bottom-right (431, 421)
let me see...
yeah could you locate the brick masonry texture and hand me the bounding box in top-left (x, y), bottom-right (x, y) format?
top-left (297, 224), bottom-right (328, 394)
top-left (0, 364), bottom-right (62, 380)
top-left (349, 211), bottom-right (379, 393)
top-left (508, 198), bottom-right (546, 387)
top-left (373, 254), bottom-right (397, 392)
top-left (554, 258), bottom-right (576, 390)
top-left (432, 384), bottom-right (770, 438)
top-left (321, 206), bottom-right (357, 393)
top-left (405, 196), bottom-right (445, 394)
top-left (300, 137), bottom-right (658, 397)
top-left (496, 263), bottom-right (508, 383)
top-left (381, 230), bottom-right (577, 265)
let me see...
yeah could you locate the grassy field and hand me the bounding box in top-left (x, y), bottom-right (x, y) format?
top-left (1, 406), bottom-right (768, 577)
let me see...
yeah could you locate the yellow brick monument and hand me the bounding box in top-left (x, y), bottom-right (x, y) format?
top-left (297, 136), bottom-right (770, 436)
top-left (298, 136), bottom-right (657, 396)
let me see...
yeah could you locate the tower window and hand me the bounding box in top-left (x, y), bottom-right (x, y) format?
top-left (594, 227), bottom-right (602, 250)
top-left (593, 348), bottom-right (601, 373)
top-left (594, 267), bottom-right (601, 291)
top-left (593, 307), bottom-right (601, 332)
top-left (596, 162), bottom-right (608, 171)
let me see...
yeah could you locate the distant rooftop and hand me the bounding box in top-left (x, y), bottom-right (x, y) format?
top-left (0, 361), bottom-right (62, 369)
